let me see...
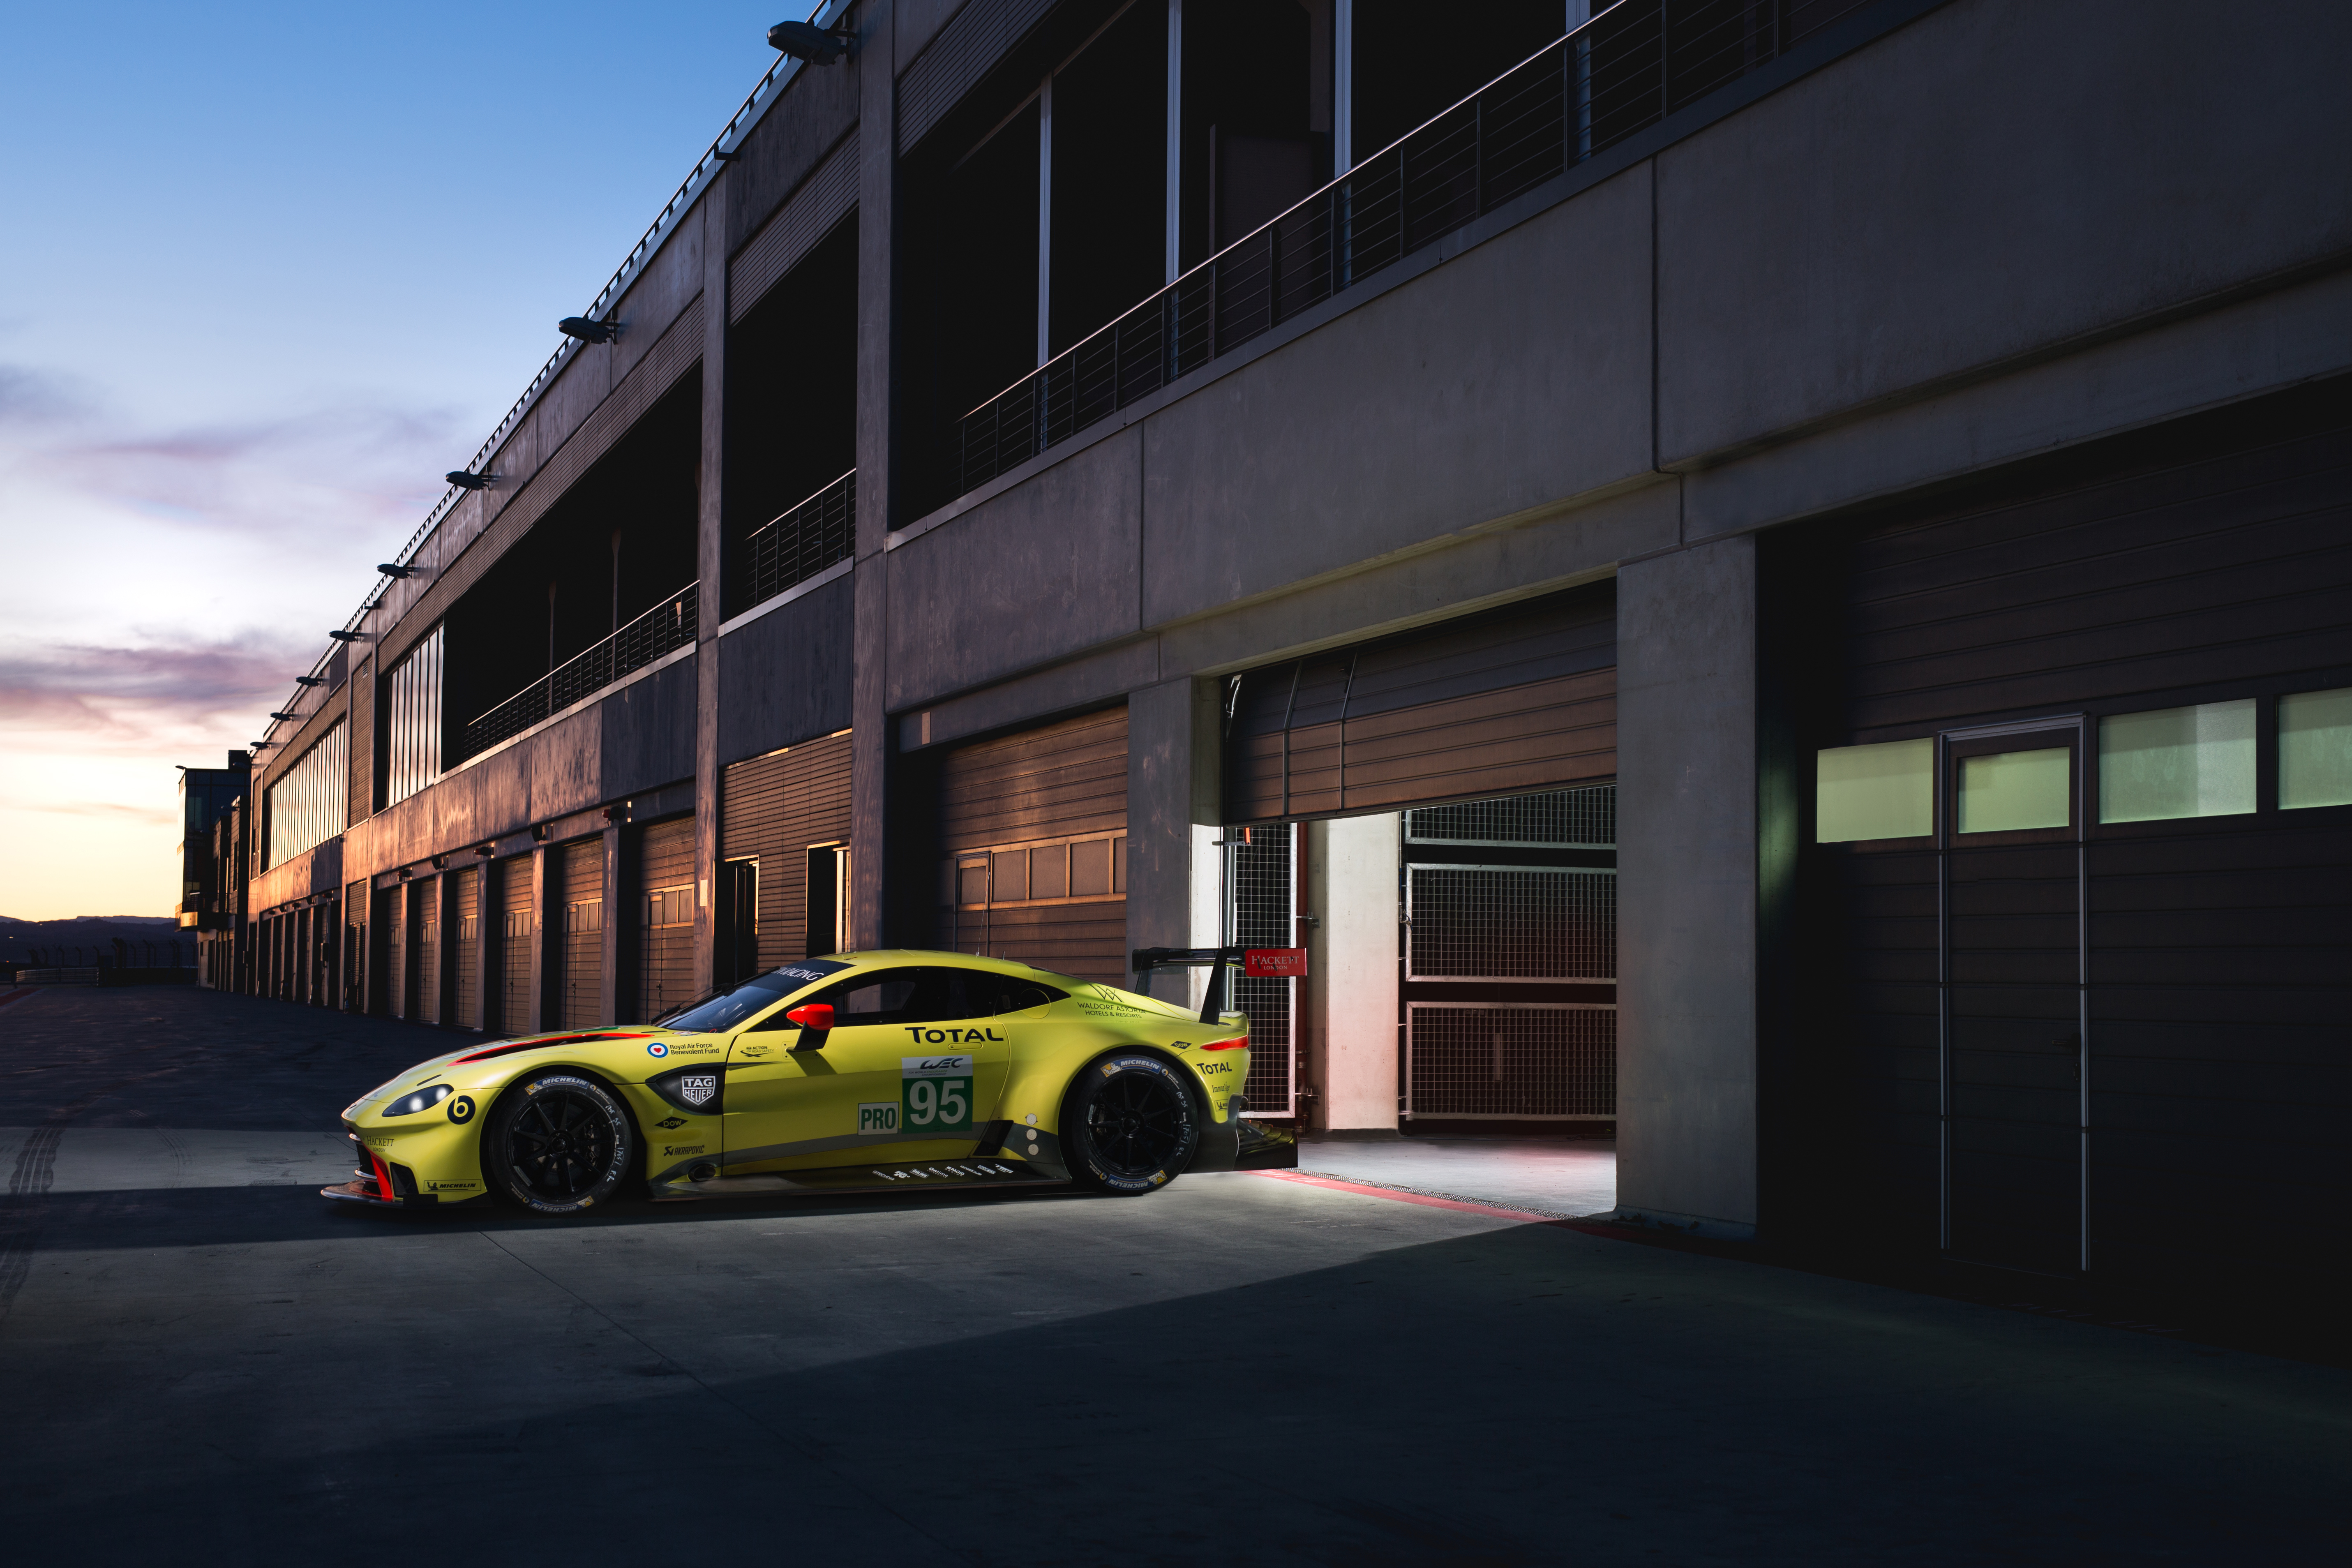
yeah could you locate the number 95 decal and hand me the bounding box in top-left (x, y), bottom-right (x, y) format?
top-left (901, 1055), bottom-right (974, 1134)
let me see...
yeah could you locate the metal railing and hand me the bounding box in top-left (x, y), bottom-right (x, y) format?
top-left (954, 0), bottom-right (1869, 500)
top-left (462, 583), bottom-right (699, 761)
top-left (731, 469), bottom-right (856, 618)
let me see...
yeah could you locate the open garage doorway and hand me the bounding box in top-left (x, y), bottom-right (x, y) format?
top-left (1219, 782), bottom-right (1618, 1219)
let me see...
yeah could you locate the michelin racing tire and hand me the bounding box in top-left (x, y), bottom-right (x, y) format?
top-left (487, 1071), bottom-right (636, 1216)
top-left (1062, 1054), bottom-right (1199, 1196)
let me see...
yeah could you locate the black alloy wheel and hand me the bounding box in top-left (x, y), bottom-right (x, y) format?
top-left (1064, 1055), bottom-right (1199, 1196)
top-left (487, 1072), bottom-right (635, 1215)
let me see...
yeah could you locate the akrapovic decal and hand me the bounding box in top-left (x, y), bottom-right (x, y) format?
top-left (901, 1055), bottom-right (973, 1136)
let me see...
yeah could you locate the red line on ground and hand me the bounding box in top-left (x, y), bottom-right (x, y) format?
top-left (1244, 1168), bottom-right (1550, 1224)
top-left (0, 986), bottom-right (40, 1011)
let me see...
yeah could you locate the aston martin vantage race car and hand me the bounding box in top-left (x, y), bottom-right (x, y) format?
top-left (324, 949), bottom-right (1295, 1215)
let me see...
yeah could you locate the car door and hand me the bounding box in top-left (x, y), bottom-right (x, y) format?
top-left (721, 966), bottom-right (1010, 1173)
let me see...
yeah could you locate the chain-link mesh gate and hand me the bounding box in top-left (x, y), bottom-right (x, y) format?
top-left (1404, 866), bottom-right (1616, 981)
top-left (1226, 826), bottom-right (1296, 1117)
top-left (1402, 784), bottom-right (1616, 1121)
top-left (1405, 1003), bottom-right (1616, 1117)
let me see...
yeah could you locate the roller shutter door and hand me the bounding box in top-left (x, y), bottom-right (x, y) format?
top-left (451, 867), bottom-right (481, 1029)
top-left (1224, 582), bottom-right (1616, 824)
top-left (1800, 381), bottom-right (2352, 1284)
top-left (636, 818), bottom-right (697, 1021)
top-left (499, 857), bottom-right (535, 1034)
top-left (414, 876), bottom-right (441, 1025)
top-left (935, 707), bottom-right (1127, 983)
top-left (381, 885), bottom-right (405, 1018)
top-left (557, 839), bottom-right (605, 1029)
top-left (720, 731), bottom-right (854, 971)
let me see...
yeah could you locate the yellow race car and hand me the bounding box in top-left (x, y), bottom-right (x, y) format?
top-left (324, 949), bottom-right (1295, 1215)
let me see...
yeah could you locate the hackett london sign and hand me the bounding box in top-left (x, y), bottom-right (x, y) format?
top-left (1243, 948), bottom-right (1307, 978)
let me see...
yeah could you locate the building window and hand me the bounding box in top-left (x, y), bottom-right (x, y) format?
top-left (265, 723), bottom-right (348, 868)
top-left (1815, 738), bottom-right (1931, 842)
top-left (1956, 748), bottom-right (2070, 834)
top-left (2098, 699), bottom-right (2255, 823)
top-left (386, 625), bottom-right (443, 806)
top-left (2280, 686), bottom-right (2352, 810)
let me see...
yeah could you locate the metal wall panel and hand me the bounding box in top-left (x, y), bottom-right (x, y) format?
top-left (635, 817), bottom-right (698, 1022)
top-left (557, 839), bottom-right (605, 1030)
top-left (1800, 380), bottom-right (2352, 1282)
top-left (451, 866), bottom-right (481, 1029)
top-left (720, 730), bottom-right (855, 969)
top-left (935, 706), bottom-right (1127, 982)
top-left (499, 857), bottom-right (535, 1035)
top-left (1227, 582), bottom-right (1617, 823)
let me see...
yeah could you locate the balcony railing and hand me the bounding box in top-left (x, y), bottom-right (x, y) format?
top-left (731, 469), bottom-right (855, 618)
top-left (462, 582), bottom-right (698, 762)
top-left (954, 0), bottom-right (1870, 501)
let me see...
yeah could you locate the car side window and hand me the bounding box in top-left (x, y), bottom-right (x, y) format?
top-left (967, 979), bottom-right (1067, 1016)
top-left (768, 967), bottom-right (965, 1029)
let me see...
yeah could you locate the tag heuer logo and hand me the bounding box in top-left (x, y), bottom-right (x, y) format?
top-left (678, 1073), bottom-right (719, 1107)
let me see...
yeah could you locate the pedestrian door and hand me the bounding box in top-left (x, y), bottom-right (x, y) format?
top-left (1940, 718), bottom-right (2086, 1275)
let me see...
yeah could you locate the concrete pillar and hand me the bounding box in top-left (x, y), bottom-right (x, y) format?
top-left (849, 0), bottom-right (894, 949)
top-left (693, 174), bottom-right (729, 997)
top-left (1309, 813), bottom-right (1400, 1133)
top-left (1126, 677), bottom-right (1222, 1004)
top-left (1616, 534), bottom-right (1760, 1241)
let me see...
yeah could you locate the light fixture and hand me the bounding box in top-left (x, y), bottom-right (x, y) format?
top-left (328, 629), bottom-right (363, 643)
top-left (474, 844), bottom-right (494, 858)
top-left (294, 676), bottom-right (323, 688)
top-left (443, 469), bottom-right (497, 490)
top-left (249, 740), bottom-right (276, 749)
top-left (558, 316), bottom-right (619, 344)
top-left (767, 18), bottom-right (853, 63)
top-left (269, 711), bottom-right (299, 722)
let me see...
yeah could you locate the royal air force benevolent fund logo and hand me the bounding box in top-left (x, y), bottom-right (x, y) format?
top-left (646, 1041), bottom-right (670, 1058)
top-left (677, 1073), bottom-right (719, 1108)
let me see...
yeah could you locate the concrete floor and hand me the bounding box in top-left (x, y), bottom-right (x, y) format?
top-left (1297, 1134), bottom-right (1617, 1217)
top-left (4, 986), bottom-right (2349, 1564)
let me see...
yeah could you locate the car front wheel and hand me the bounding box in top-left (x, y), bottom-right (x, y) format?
top-left (487, 1071), bottom-right (635, 1215)
top-left (1063, 1054), bottom-right (1199, 1195)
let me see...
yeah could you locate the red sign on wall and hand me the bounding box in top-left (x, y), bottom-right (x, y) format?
top-left (1243, 947), bottom-right (1307, 978)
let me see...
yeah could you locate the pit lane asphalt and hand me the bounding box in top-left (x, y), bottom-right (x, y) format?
top-left (4, 986), bottom-right (2348, 1566)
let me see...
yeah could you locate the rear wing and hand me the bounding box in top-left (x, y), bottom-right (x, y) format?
top-left (1130, 945), bottom-right (1249, 1025)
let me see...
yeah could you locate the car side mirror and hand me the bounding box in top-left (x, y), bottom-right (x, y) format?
top-left (785, 1004), bottom-right (833, 1032)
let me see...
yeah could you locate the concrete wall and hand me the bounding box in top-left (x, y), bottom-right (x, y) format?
top-left (1310, 814), bottom-right (1401, 1134)
top-left (1615, 536), bottom-right (1758, 1240)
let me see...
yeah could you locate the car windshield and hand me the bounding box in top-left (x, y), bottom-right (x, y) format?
top-left (653, 959), bottom-right (850, 1032)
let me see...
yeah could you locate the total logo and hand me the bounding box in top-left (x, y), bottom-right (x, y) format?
top-left (646, 1041), bottom-right (670, 1058)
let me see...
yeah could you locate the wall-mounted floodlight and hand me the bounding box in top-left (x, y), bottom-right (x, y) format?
top-left (294, 676), bottom-right (324, 688)
top-left (379, 563), bottom-right (420, 580)
top-left (327, 629), bottom-right (364, 643)
top-left (474, 844), bottom-right (495, 858)
top-left (249, 740), bottom-right (276, 750)
top-left (558, 316), bottom-right (619, 344)
top-left (269, 712), bottom-right (299, 723)
top-left (767, 19), bottom-right (853, 63)
top-left (444, 469), bottom-right (498, 491)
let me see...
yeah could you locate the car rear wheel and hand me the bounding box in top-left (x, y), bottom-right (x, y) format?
top-left (1063, 1054), bottom-right (1199, 1195)
top-left (487, 1072), bottom-right (635, 1215)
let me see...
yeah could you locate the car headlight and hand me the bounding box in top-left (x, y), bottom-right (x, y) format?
top-left (382, 1083), bottom-right (455, 1118)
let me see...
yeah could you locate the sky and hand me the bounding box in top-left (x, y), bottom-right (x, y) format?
top-left (0, 2), bottom-right (801, 919)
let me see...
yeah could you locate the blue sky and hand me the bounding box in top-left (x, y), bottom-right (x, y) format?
top-left (0, 2), bottom-right (802, 917)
